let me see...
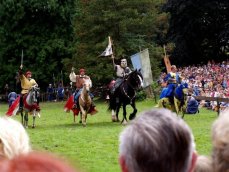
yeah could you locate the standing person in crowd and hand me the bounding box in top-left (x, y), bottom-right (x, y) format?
top-left (69, 68), bottom-right (97, 113)
top-left (57, 83), bottom-right (65, 102)
top-left (111, 57), bottom-right (132, 95)
top-left (0, 117), bottom-right (31, 160)
top-left (211, 108), bottom-right (229, 172)
top-left (18, 65), bottom-right (40, 111)
top-left (119, 108), bottom-right (197, 172)
top-left (7, 92), bottom-right (17, 107)
top-left (4, 84), bottom-right (9, 102)
top-left (47, 84), bottom-right (54, 101)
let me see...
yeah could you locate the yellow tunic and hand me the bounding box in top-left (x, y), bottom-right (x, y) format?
top-left (20, 74), bottom-right (38, 94)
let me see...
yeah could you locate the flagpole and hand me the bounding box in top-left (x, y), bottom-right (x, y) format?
top-left (109, 36), bottom-right (116, 68)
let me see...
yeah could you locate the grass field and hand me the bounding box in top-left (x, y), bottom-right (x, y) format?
top-left (0, 99), bottom-right (217, 172)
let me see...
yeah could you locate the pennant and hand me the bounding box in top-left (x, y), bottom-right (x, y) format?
top-left (100, 36), bottom-right (113, 56)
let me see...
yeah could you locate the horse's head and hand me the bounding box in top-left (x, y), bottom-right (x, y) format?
top-left (83, 79), bottom-right (91, 93)
top-left (127, 69), bottom-right (144, 90)
top-left (29, 85), bottom-right (40, 103)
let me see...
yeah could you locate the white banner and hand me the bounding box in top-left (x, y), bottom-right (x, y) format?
top-left (131, 49), bottom-right (153, 88)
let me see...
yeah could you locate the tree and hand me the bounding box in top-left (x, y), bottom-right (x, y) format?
top-left (63, 0), bottom-right (169, 86)
top-left (0, 0), bottom-right (76, 92)
top-left (164, 0), bottom-right (229, 65)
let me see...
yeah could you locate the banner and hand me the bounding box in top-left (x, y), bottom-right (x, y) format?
top-left (100, 36), bottom-right (113, 57)
top-left (131, 49), bottom-right (153, 88)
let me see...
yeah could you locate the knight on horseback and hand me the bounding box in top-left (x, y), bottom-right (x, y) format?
top-left (111, 58), bottom-right (132, 96)
top-left (160, 65), bottom-right (182, 103)
top-left (69, 68), bottom-right (97, 113)
top-left (19, 65), bottom-right (40, 112)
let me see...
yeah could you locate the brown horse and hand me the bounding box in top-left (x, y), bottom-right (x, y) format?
top-left (64, 79), bottom-right (96, 126)
top-left (79, 79), bottom-right (92, 126)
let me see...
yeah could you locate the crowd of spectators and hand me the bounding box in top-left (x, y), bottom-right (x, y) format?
top-left (159, 61), bottom-right (229, 111)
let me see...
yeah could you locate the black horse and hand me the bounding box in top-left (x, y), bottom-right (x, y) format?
top-left (108, 69), bottom-right (143, 124)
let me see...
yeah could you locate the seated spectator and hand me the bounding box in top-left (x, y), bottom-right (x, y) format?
top-left (0, 151), bottom-right (79, 172)
top-left (211, 108), bottom-right (229, 172)
top-left (0, 117), bottom-right (31, 160)
top-left (119, 108), bottom-right (197, 172)
top-left (186, 96), bottom-right (199, 114)
top-left (193, 155), bottom-right (213, 172)
top-left (7, 92), bottom-right (17, 107)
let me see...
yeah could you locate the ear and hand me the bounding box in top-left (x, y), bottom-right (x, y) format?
top-left (188, 152), bottom-right (198, 172)
top-left (138, 68), bottom-right (141, 72)
top-left (119, 155), bottom-right (129, 172)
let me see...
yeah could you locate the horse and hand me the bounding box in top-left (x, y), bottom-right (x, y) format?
top-left (64, 78), bottom-right (96, 126)
top-left (158, 82), bottom-right (189, 118)
top-left (108, 69), bottom-right (143, 124)
top-left (6, 85), bottom-right (40, 128)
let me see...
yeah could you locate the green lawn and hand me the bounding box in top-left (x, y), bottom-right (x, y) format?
top-left (0, 99), bottom-right (217, 172)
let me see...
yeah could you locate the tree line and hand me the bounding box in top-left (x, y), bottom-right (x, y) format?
top-left (0, 0), bottom-right (228, 93)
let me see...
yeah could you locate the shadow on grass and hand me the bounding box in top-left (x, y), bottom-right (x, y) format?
top-left (36, 121), bottom-right (123, 130)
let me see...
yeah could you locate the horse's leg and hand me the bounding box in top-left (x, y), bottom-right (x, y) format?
top-left (21, 111), bottom-right (24, 125)
top-left (79, 112), bottom-right (82, 123)
top-left (111, 110), bottom-right (116, 122)
top-left (32, 111), bottom-right (36, 128)
top-left (115, 104), bottom-right (121, 122)
top-left (24, 112), bottom-right (28, 128)
top-left (129, 101), bottom-right (137, 120)
top-left (80, 107), bottom-right (86, 127)
top-left (121, 104), bottom-right (128, 125)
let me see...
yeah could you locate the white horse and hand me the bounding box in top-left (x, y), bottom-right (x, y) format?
top-left (21, 85), bottom-right (40, 128)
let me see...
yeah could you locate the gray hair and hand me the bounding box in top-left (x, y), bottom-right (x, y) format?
top-left (211, 108), bottom-right (229, 172)
top-left (119, 108), bottom-right (195, 172)
top-left (0, 117), bottom-right (31, 159)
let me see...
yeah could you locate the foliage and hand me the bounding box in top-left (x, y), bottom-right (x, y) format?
top-left (63, 0), bottom-right (169, 86)
top-left (0, 0), bottom-right (76, 92)
top-left (0, 101), bottom-right (216, 172)
top-left (164, 0), bottom-right (229, 65)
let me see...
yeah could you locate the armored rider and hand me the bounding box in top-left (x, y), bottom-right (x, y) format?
top-left (69, 68), bottom-right (97, 112)
top-left (19, 65), bottom-right (40, 111)
top-left (111, 58), bottom-right (132, 94)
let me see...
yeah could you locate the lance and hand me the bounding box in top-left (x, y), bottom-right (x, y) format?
top-left (21, 49), bottom-right (23, 66)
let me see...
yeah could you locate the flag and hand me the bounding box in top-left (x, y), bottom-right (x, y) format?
top-left (100, 36), bottom-right (113, 56)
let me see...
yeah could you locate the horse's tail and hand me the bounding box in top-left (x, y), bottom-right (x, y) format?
top-left (108, 92), bottom-right (116, 111)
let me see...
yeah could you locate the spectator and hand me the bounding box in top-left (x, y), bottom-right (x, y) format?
top-left (193, 155), bottom-right (212, 172)
top-left (119, 108), bottom-right (197, 172)
top-left (0, 117), bottom-right (31, 160)
top-left (47, 83), bottom-right (54, 101)
top-left (211, 108), bottom-right (229, 172)
top-left (0, 151), bottom-right (79, 172)
top-left (57, 83), bottom-right (65, 101)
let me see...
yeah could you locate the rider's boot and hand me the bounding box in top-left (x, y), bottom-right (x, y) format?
top-left (90, 101), bottom-right (98, 115)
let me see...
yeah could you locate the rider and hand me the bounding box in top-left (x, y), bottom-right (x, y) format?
top-left (69, 68), bottom-right (97, 112)
top-left (162, 65), bottom-right (182, 101)
top-left (111, 58), bottom-right (132, 94)
top-left (18, 65), bottom-right (40, 111)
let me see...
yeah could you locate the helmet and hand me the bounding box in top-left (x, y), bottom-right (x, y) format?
top-left (79, 68), bottom-right (85, 74)
top-left (120, 58), bottom-right (127, 68)
top-left (26, 71), bottom-right (32, 77)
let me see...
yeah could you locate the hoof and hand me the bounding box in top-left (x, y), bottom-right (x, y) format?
top-left (82, 123), bottom-right (86, 127)
top-left (32, 125), bottom-right (36, 128)
top-left (79, 120), bottom-right (82, 124)
top-left (111, 115), bottom-right (117, 122)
